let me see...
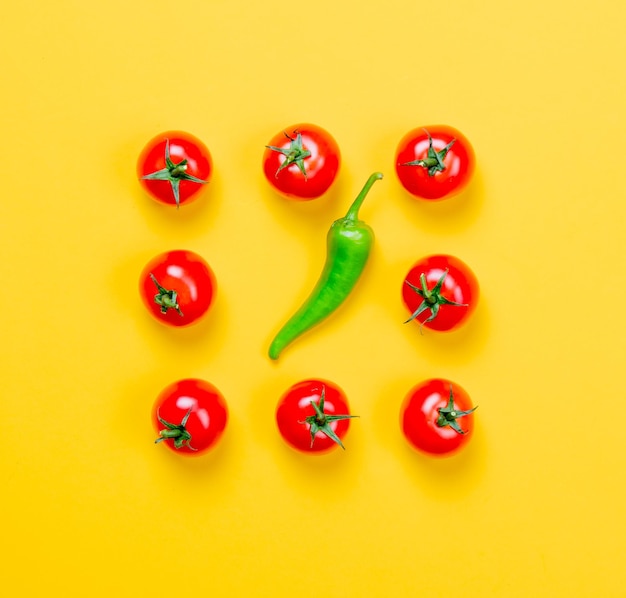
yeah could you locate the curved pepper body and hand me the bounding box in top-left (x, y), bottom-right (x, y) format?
top-left (268, 173), bottom-right (382, 360)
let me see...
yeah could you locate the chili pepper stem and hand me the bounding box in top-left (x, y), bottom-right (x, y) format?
top-left (344, 172), bottom-right (383, 221)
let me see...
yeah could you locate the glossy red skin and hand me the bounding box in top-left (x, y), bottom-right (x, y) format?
top-left (139, 250), bottom-right (217, 327)
top-left (395, 125), bottom-right (474, 200)
top-left (137, 131), bottom-right (212, 206)
top-left (262, 124), bottom-right (340, 200)
top-left (402, 254), bottom-right (478, 332)
top-left (401, 378), bottom-right (474, 456)
top-left (153, 378), bottom-right (228, 455)
top-left (276, 379), bottom-right (352, 453)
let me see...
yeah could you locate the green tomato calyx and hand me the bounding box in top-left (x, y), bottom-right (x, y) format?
top-left (301, 387), bottom-right (358, 450)
top-left (436, 385), bottom-right (477, 435)
top-left (404, 269), bottom-right (466, 332)
top-left (141, 139), bottom-right (208, 207)
top-left (401, 129), bottom-right (456, 176)
top-left (266, 131), bottom-right (312, 179)
top-left (150, 273), bottom-right (184, 317)
top-left (155, 408), bottom-right (197, 450)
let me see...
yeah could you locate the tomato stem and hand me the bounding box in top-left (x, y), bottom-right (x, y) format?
top-left (436, 385), bottom-right (477, 435)
top-left (420, 273), bottom-right (435, 304)
top-left (266, 131), bottom-right (312, 179)
top-left (302, 387), bottom-right (358, 450)
top-left (401, 129), bottom-right (456, 176)
top-left (141, 139), bottom-right (208, 208)
top-left (404, 269), bottom-right (466, 331)
top-left (155, 408), bottom-right (198, 450)
top-left (169, 162), bottom-right (189, 177)
top-left (150, 273), bottom-right (184, 317)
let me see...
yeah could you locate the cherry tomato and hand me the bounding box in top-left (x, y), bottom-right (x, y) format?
top-left (137, 131), bottom-right (212, 207)
top-left (139, 250), bottom-right (217, 327)
top-left (153, 378), bottom-right (228, 455)
top-left (395, 125), bottom-right (474, 200)
top-left (262, 124), bottom-right (341, 200)
top-left (275, 379), bottom-right (357, 453)
top-left (400, 378), bottom-right (477, 456)
top-left (402, 254), bottom-right (478, 332)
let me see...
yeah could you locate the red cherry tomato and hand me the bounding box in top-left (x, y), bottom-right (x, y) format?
top-left (153, 378), bottom-right (228, 455)
top-left (137, 131), bottom-right (212, 207)
top-left (139, 250), bottom-right (217, 327)
top-left (275, 379), bottom-right (357, 453)
top-left (262, 124), bottom-right (341, 200)
top-left (400, 378), bottom-right (477, 456)
top-left (395, 125), bottom-right (474, 200)
top-left (402, 254), bottom-right (478, 332)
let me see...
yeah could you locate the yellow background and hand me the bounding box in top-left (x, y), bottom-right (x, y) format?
top-left (2, 1), bottom-right (625, 596)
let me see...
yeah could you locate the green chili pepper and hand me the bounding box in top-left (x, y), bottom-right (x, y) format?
top-left (268, 172), bottom-right (383, 360)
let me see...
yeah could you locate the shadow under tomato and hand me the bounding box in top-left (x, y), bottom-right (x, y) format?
top-left (396, 426), bottom-right (488, 501)
top-left (107, 249), bottom-right (228, 369)
top-left (148, 393), bottom-right (241, 500)
top-left (137, 172), bottom-right (223, 240)
top-left (276, 440), bottom-right (364, 497)
top-left (115, 133), bottom-right (223, 241)
top-left (248, 371), bottom-right (365, 500)
top-left (394, 164), bottom-right (486, 236)
top-left (401, 293), bottom-right (491, 368)
top-left (108, 368), bottom-right (243, 506)
top-left (370, 375), bottom-right (488, 501)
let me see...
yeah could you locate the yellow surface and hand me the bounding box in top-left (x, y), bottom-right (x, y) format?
top-left (2, 1), bottom-right (625, 596)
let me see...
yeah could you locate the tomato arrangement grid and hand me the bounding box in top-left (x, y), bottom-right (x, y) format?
top-left (135, 123), bottom-right (479, 458)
